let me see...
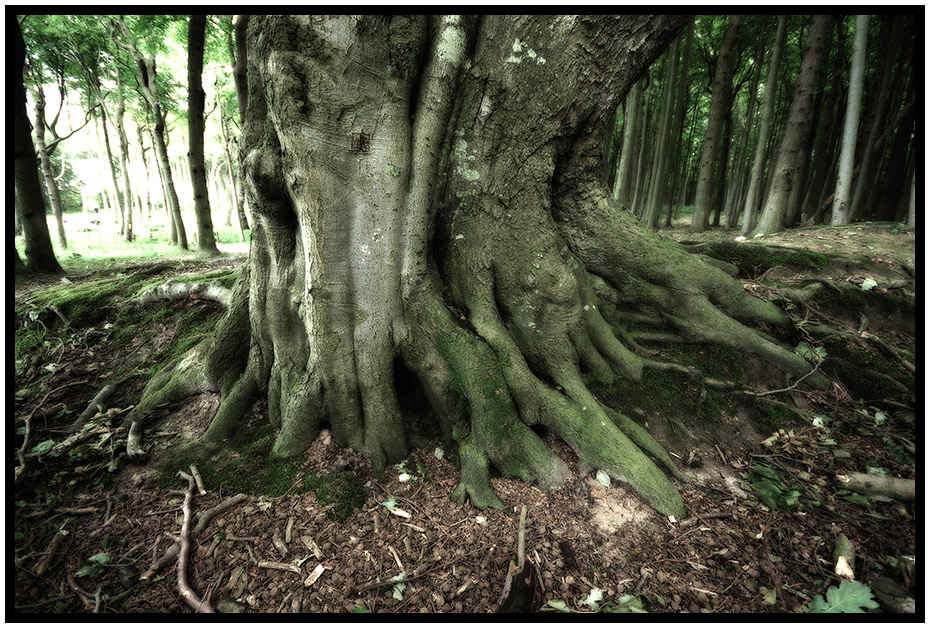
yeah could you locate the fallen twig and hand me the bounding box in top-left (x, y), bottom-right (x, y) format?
top-left (174, 471), bottom-right (214, 613)
top-left (190, 464), bottom-right (206, 495)
top-left (71, 384), bottom-right (116, 431)
top-left (141, 493), bottom-right (247, 580)
top-left (16, 380), bottom-right (89, 482)
top-left (258, 560), bottom-right (300, 574)
top-left (35, 528), bottom-right (69, 576)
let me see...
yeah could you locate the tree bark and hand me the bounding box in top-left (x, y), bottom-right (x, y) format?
top-left (115, 85), bottom-right (134, 241)
top-left (14, 17), bottom-right (63, 274)
top-left (188, 14), bottom-right (221, 256)
top-left (831, 15), bottom-right (869, 226)
top-left (611, 79), bottom-right (641, 211)
top-left (690, 15), bottom-right (740, 233)
top-left (753, 15), bottom-right (833, 236)
top-left (32, 83), bottom-right (69, 249)
top-left (128, 15), bottom-right (833, 519)
top-left (642, 38), bottom-right (679, 229)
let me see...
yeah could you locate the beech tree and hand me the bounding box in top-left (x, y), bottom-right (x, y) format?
top-left (187, 14), bottom-right (221, 256)
top-left (752, 15), bottom-right (833, 237)
top-left (126, 15), bottom-right (832, 518)
top-left (14, 15), bottom-right (63, 275)
top-left (690, 15), bottom-right (740, 233)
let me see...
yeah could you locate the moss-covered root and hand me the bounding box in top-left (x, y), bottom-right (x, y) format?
top-left (451, 437), bottom-right (504, 509)
top-left (543, 391), bottom-right (686, 518)
top-left (603, 405), bottom-right (689, 483)
top-left (203, 367), bottom-right (259, 444)
top-left (125, 343), bottom-right (211, 457)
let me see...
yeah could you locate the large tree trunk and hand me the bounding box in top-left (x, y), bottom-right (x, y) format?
top-left (188, 14), bottom-right (221, 256)
top-left (14, 17), bottom-right (63, 275)
top-left (128, 15), bottom-right (830, 518)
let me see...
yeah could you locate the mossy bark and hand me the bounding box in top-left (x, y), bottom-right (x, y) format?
top-left (130, 15), bottom-right (831, 519)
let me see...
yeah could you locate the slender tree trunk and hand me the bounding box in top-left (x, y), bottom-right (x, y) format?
top-left (115, 87), bottom-right (134, 241)
top-left (831, 15), bottom-right (869, 226)
top-left (611, 80), bottom-right (641, 210)
top-left (741, 16), bottom-right (787, 235)
top-left (115, 16), bottom-right (187, 249)
top-left (33, 84), bottom-right (69, 249)
top-left (14, 18), bottom-right (63, 274)
top-left (136, 125), bottom-right (154, 222)
top-left (643, 38), bottom-right (680, 229)
top-left (188, 14), bottom-right (221, 256)
top-left (690, 15), bottom-right (740, 233)
top-left (851, 16), bottom-right (897, 221)
top-left (221, 113), bottom-right (247, 241)
top-left (906, 169), bottom-right (915, 228)
top-left (753, 15), bottom-right (833, 236)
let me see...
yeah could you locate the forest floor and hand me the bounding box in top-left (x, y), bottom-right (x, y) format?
top-left (12, 222), bottom-right (917, 616)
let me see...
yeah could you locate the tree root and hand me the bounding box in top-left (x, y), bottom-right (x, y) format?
top-left (128, 279), bottom-right (232, 308)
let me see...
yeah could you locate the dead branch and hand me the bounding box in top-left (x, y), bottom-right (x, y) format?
top-left (141, 493), bottom-right (247, 580)
top-left (66, 571), bottom-right (95, 610)
top-left (836, 472), bottom-right (915, 502)
top-left (174, 471), bottom-right (214, 613)
top-left (35, 528), bottom-right (69, 576)
top-left (71, 384), bottom-right (116, 431)
top-left (16, 380), bottom-right (90, 482)
top-left (190, 464), bottom-right (206, 495)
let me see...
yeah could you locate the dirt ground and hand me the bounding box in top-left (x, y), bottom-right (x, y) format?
top-left (12, 223), bottom-right (917, 616)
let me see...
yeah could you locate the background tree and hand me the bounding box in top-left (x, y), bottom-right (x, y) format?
top-left (752, 15), bottom-right (833, 236)
top-left (829, 15), bottom-right (869, 226)
top-left (14, 15), bottom-right (63, 274)
top-left (188, 14), bottom-right (221, 256)
top-left (113, 15), bottom-right (188, 249)
top-left (126, 15), bottom-right (835, 519)
top-left (690, 15), bottom-right (740, 233)
top-left (739, 16), bottom-right (787, 235)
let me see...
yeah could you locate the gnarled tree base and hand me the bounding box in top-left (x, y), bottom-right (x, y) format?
top-left (125, 15), bottom-right (833, 519)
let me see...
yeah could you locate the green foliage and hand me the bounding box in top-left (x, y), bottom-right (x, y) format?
top-left (741, 463), bottom-right (801, 512)
top-left (75, 551), bottom-right (110, 578)
top-left (803, 580), bottom-right (879, 613)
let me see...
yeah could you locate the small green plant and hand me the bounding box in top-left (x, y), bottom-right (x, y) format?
top-left (803, 580), bottom-right (879, 613)
top-left (76, 551), bottom-right (110, 578)
top-left (741, 464), bottom-right (801, 512)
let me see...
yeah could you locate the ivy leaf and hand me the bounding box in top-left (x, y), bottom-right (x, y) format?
top-left (860, 278), bottom-right (877, 291)
top-left (595, 470), bottom-right (610, 487)
top-left (547, 600), bottom-right (571, 612)
top-left (803, 580), bottom-right (879, 613)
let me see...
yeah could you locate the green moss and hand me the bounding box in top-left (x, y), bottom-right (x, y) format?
top-left (302, 472), bottom-right (367, 521)
top-left (701, 243), bottom-right (827, 277)
top-left (751, 397), bottom-right (803, 431)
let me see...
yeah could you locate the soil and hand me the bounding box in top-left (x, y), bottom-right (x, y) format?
top-left (13, 223), bottom-right (916, 616)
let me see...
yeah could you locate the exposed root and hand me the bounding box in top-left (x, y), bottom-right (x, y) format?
top-left (173, 471), bottom-right (214, 613)
top-left (129, 279), bottom-right (232, 308)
